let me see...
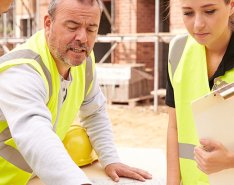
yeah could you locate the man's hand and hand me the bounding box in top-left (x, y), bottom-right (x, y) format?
top-left (104, 163), bottom-right (152, 182)
top-left (194, 139), bottom-right (234, 174)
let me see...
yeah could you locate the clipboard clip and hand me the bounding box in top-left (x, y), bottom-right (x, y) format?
top-left (212, 77), bottom-right (234, 99)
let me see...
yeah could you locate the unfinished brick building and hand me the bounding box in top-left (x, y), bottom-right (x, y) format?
top-left (0, 0), bottom-right (186, 102)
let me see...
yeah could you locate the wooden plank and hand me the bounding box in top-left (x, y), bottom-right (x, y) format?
top-left (110, 95), bottom-right (153, 108)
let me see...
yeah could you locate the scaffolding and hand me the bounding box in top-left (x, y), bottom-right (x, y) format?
top-left (0, 0), bottom-right (178, 111)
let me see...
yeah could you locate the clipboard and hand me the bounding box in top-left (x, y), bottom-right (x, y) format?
top-left (192, 81), bottom-right (234, 185)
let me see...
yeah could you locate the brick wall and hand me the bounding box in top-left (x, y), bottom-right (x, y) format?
top-left (169, 0), bottom-right (186, 33)
top-left (114, 0), bottom-right (155, 70)
top-left (136, 0), bottom-right (155, 70)
top-left (113, 0), bottom-right (137, 64)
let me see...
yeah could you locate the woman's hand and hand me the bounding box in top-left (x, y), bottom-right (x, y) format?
top-left (194, 139), bottom-right (234, 174)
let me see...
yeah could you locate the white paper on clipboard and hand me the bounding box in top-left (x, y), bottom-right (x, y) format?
top-left (192, 82), bottom-right (234, 185)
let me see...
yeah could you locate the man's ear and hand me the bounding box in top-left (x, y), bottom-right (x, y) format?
top-left (44, 15), bottom-right (52, 31)
top-left (44, 15), bottom-right (52, 38)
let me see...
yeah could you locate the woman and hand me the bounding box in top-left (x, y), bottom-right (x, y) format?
top-left (166, 0), bottom-right (234, 184)
top-left (0, 0), bottom-right (13, 14)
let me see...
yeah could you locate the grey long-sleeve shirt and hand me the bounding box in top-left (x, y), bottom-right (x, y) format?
top-left (0, 64), bottom-right (120, 185)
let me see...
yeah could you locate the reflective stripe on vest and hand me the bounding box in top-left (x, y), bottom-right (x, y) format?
top-left (169, 34), bottom-right (188, 77)
top-left (85, 56), bottom-right (93, 96)
top-left (179, 143), bottom-right (195, 160)
top-left (0, 49), bottom-right (52, 98)
top-left (0, 128), bottom-right (32, 173)
top-left (0, 49), bottom-right (93, 172)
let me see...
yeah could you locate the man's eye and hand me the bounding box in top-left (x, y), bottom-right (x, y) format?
top-left (87, 28), bottom-right (97, 32)
top-left (68, 27), bottom-right (77, 31)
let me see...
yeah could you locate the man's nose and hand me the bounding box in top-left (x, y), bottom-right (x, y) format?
top-left (75, 28), bottom-right (88, 43)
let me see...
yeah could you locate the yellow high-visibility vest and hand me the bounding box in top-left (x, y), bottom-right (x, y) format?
top-left (0, 30), bottom-right (95, 185)
top-left (168, 35), bottom-right (234, 185)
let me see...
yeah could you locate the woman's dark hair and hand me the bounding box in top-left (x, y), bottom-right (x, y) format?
top-left (224, 0), bottom-right (234, 30)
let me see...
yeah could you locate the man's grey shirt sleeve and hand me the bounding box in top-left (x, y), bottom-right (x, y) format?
top-left (0, 64), bottom-right (91, 185)
top-left (79, 70), bottom-right (120, 168)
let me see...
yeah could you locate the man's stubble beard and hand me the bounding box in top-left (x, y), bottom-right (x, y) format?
top-left (49, 39), bottom-right (74, 67)
top-left (49, 39), bottom-right (91, 68)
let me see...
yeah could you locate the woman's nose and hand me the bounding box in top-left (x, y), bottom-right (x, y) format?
top-left (194, 14), bottom-right (205, 31)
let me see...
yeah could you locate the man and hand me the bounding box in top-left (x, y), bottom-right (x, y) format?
top-left (0, 0), bottom-right (152, 185)
top-left (0, 0), bottom-right (13, 14)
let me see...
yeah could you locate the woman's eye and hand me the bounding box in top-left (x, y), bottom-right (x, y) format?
top-left (205, 9), bottom-right (216, 15)
top-left (183, 11), bottom-right (194, 16)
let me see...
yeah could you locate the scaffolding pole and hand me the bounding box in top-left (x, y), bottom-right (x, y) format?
top-left (36, 0), bottom-right (40, 31)
top-left (96, 32), bottom-right (175, 43)
top-left (3, 13), bottom-right (7, 38)
top-left (154, 0), bottom-right (160, 112)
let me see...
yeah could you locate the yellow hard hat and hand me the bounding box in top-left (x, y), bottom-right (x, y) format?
top-left (63, 124), bottom-right (98, 166)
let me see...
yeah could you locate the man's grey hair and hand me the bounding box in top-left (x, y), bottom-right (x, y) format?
top-left (48, 0), bottom-right (103, 20)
